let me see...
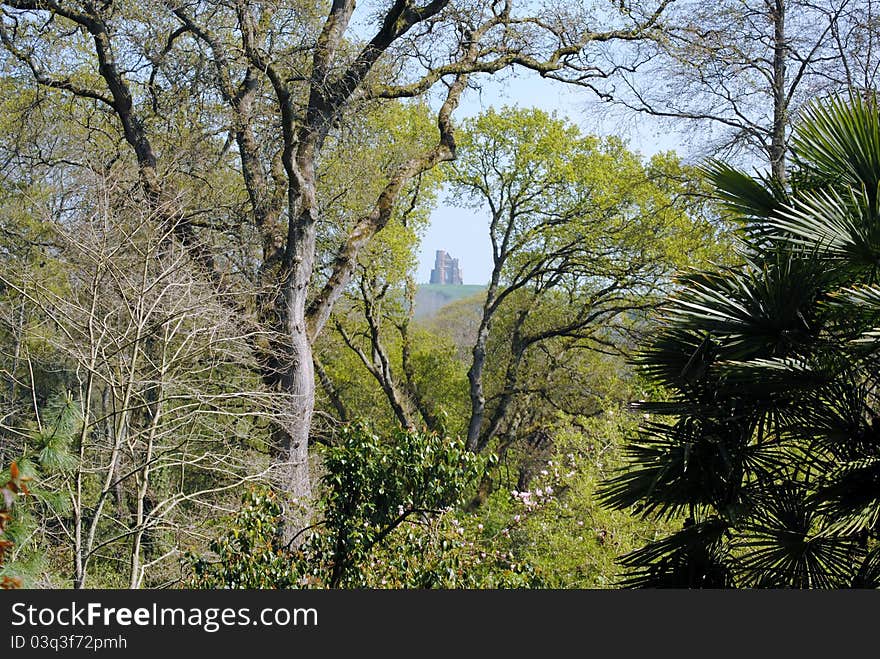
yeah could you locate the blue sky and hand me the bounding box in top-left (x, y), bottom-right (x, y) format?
top-left (414, 71), bottom-right (684, 285)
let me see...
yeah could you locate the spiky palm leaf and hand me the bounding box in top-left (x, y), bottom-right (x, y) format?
top-left (701, 159), bottom-right (788, 229)
top-left (617, 518), bottom-right (735, 588)
top-left (664, 254), bottom-right (830, 363)
top-left (737, 483), bottom-right (863, 588)
top-left (852, 547), bottom-right (880, 588)
top-left (792, 93), bottom-right (880, 207)
top-left (837, 283), bottom-right (880, 310)
top-left (716, 356), bottom-right (835, 396)
top-left (833, 285), bottom-right (880, 348)
top-left (633, 326), bottom-right (718, 390)
top-left (813, 456), bottom-right (880, 536)
top-left (604, 95), bottom-right (880, 589)
top-left (770, 185), bottom-right (880, 272)
top-left (598, 416), bottom-right (782, 519)
top-left (791, 379), bottom-right (880, 461)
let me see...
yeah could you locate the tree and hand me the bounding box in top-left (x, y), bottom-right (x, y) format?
top-left (603, 0), bottom-right (878, 179)
top-left (601, 94), bottom-right (880, 588)
top-left (447, 107), bottom-right (722, 455)
top-left (0, 1), bottom-right (674, 534)
top-left (0, 179), bottom-right (273, 588)
top-left (318, 102), bottom-right (445, 434)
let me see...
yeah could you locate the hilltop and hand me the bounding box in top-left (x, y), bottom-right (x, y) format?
top-left (414, 284), bottom-right (486, 319)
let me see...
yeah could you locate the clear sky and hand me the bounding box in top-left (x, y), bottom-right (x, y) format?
top-left (414, 71), bottom-right (684, 285)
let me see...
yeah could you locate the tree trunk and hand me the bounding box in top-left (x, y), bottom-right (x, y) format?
top-left (770, 0), bottom-right (788, 182)
top-left (466, 327), bottom-right (490, 452)
top-left (278, 312), bottom-right (314, 516)
top-left (274, 176), bottom-right (319, 537)
top-left (479, 316), bottom-right (529, 452)
top-left (466, 284), bottom-right (498, 452)
top-left (314, 355), bottom-right (349, 424)
top-left (466, 208), bottom-right (508, 452)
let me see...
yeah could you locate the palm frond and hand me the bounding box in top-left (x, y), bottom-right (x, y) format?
top-left (831, 285), bottom-right (880, 348)
top-left (793, 93), bottom-right (880, 208)
top-left (852, 547), bottom-right (880, 588)
top-left (836, 283), bottom-right (880, 309)
top-left (813, 456), bottom-right (880, 536)
top-left (737, 483), bottom-right (863, 588)
top-left (658, 255), bottom-right (829, 363)
top-left (701, 159), bottom-right (787, 222)
top-left (792, 379), bottom-right (880, 460)
top-left (598, 416), bottom-right (779, 518)
top-left (617, 518), bottom-right (735, 588)
top-left (716, 357), bottom-right (835, 397)
top-left (606, 96), bottom-right (880, 590)
top-left (770, 185), bottom-right (880, 269)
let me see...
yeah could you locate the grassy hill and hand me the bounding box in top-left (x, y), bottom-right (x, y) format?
top-left (414, 284), bottom-right (486, 319)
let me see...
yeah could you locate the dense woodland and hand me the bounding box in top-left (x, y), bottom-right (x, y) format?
top-left (2, 0), bottom-right (880, 589)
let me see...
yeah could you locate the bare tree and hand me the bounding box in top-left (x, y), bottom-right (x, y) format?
top-left (600, 0), bottom-right (873, 179)
top-left (828, 0), bottom-right (880, 92)
top-left (0, 178), bottom-right (275, 588)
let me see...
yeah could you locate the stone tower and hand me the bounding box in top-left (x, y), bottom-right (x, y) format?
top-left (429, 250), bottom-right (463, 285)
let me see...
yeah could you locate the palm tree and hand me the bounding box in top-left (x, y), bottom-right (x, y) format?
top-left (600, 94), bottom-right (880, 588)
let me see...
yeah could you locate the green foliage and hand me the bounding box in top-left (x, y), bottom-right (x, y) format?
top-left (462, 411), bottom-right (677, 588)
top-left (187, 489), bottom-right (296, 589)
top-left (602, 94), bottom-right (880, 588)
top-left (360, 513), bottom-right (540, 588)
top-left (445, 105), bottom-right (730, 464)
top-left (188, 423), bottom-right (505, 588)
top-left (312, 423), bottom-right (483, 587)
top-left (0, 199), bottom-right (275, 588)
top-left (451, 106), bottom-right (727, 282)
top-left (30, 393), bottom-right (80, 474)
top-left (0, 393), bottom-right (81, 585)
